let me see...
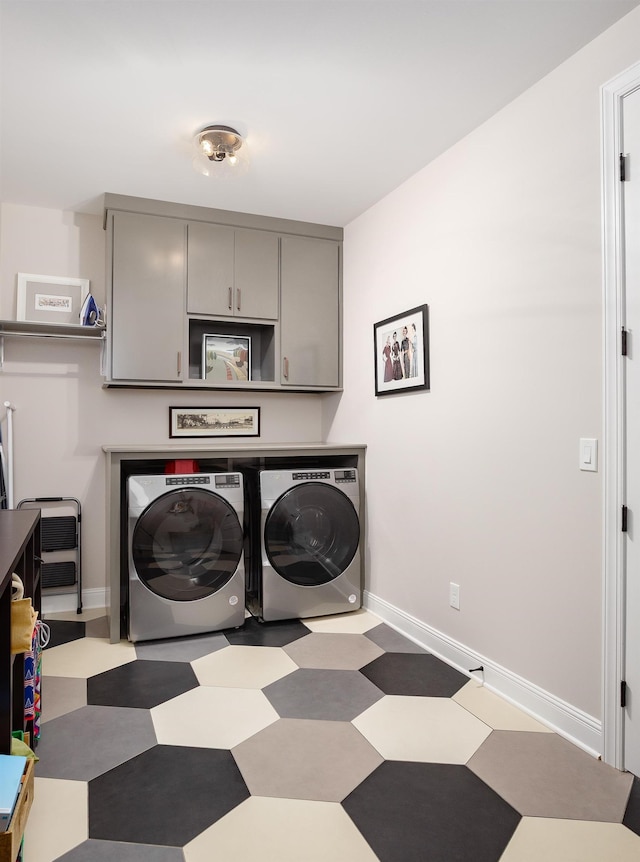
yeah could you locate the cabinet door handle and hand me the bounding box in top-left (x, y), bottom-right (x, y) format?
top-left (236, 288), bottom-right (241, 312)
top-left (228, 287), bottom-right (233, 310)
top-left (177, 352), bottom-right (182, 377)
top-left (283, 356), bottom-right (289, 380)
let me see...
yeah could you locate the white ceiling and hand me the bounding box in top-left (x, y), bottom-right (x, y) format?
top-left (1, 0), bottom-right (638, 227)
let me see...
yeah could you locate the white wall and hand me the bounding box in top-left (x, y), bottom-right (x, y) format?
top-left (0, 203), bottom-right (324, 597)
top-left (326, 6), bottom-right (640, 724)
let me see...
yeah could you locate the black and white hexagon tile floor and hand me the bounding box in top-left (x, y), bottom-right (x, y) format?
top-left (25, 609), bottom-right (640, 862)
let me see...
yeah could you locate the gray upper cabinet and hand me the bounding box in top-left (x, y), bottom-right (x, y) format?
top-left (104, 194), bottom-right (342, 391)
top-left (187, 222), bottom-right (279, 320)
top-left (280, 235), bottom-right (341, 388)
top-left (109, 211), bottom-right (186, 382)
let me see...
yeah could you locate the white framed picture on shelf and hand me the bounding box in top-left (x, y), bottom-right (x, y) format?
top-left (16, 273), bottom-right (89, 325)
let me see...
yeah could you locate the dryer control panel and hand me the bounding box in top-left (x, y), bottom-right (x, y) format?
top-left (334, 469), bottom-right (357, 483)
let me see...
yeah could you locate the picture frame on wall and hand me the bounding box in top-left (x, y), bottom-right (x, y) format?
top-left (202, 333), bottom-right (251, 382)
top-left (374, 304), bottom-right (430, 396)
top-left (169, 406), bottom-right (260, 438)
top-left (16, 273), bottom-right (90, 326)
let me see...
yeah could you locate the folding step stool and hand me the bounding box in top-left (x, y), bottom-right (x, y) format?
top-left (17, 497), bottom-right (82, 613)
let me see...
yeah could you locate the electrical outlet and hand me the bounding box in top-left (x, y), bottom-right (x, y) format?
top-left (449, 582), bottom-right (460, 610)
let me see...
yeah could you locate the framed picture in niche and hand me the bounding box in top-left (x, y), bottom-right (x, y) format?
top-left (374, 304), bottom-right (430, 396)
top-left (16, 273), bottom-right (90, 325)
top-left (202, 333), bottom-right (251, 382)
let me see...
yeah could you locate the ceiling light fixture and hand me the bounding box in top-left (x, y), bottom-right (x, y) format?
top-left (193, 124), bottom-right (249, 178)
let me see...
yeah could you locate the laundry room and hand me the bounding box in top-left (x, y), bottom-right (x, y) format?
top-left (3, 1), bottom-right (640, 860)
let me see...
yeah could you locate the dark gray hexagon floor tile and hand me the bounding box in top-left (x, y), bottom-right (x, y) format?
top-left (44, 618), bottom-right (86, 648)
top-left (468, 730), bottom-right (634, 821)
top-left (56, 839), bottom-right (185, 861)
top-left (364, 623), bottom-right (427, 654)
top-left (89, 745), bottom-right (249, 846)
top-left (342, 761), bottom-right (520, 862)
top-left (35, 704), bottom-right (157, 780)
top-left (135, 632), bottom-right (229, 662)
top-left (359, 651), bottom-right (468, 696)
top-left (263, 668), bottom-right (383, 720)
top-left (226, 616), bottom-right (311, 646)
top-left (88, 659), bottom-right (199, 708)
top-left (624, 776), bottom-right (640, 837)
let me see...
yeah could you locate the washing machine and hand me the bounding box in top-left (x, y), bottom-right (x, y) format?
top-left (127, 472), bottom-right (245, 642)
top-left (246, 467), bottom-right (362, 622)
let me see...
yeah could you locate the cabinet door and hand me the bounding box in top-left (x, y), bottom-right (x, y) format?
top-left (111, 212), bottom-right (186, 382)
top-left (187, 222), bottom-right (235, 316)
top-left (234, 229), bottom-right (279, 320)
top-left (187, 223), bottom-right (279, 320)
top-left (280, 236), bottom-right (341, 388)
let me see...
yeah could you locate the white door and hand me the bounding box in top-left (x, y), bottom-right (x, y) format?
top-left (623, 84), bottom-right (640, 776)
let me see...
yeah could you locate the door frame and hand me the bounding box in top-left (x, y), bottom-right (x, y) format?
top-left (601, 59), bottom-right (640, 770)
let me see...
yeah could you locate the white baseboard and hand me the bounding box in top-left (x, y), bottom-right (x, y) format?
top-left (364, 590), bottom-right (602, 759)
top-left (42, 587), bottom-right (107, 615)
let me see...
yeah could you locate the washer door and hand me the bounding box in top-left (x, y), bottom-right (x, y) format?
top-left (264, 482), bottom-right (359, 586)
top-left (132, 488), bottom-right (243, 601)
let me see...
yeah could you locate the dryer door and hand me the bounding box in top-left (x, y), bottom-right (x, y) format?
top-left (264, 482), bottom-right (359, 586)
top-left (132, 488), bottom-right (243, 600)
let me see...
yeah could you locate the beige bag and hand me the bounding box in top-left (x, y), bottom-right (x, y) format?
top-left (11, 597), bottom-right (37, 655)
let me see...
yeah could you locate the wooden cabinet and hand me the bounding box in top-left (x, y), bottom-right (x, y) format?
top-left (280, 236), bottom-right (341, 388)
top-left (187, 223), bottom-right (278, 320)
top-left (108, 211), bottom-right (186, 382)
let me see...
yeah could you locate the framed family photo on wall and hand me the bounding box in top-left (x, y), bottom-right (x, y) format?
top-left (374, 304), bottom-right (430, 396)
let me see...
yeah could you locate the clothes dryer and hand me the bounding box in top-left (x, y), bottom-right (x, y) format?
top-left (246, 467), bottom-right (362, 621)
top-left (127, 472), bottom-right (244, 642)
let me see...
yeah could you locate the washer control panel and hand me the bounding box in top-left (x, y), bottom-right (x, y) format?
top-left (165, 475), bottom-right (211, 486)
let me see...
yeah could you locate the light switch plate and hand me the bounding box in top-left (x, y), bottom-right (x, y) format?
top-left (579, 438), bottom-right (598, 472)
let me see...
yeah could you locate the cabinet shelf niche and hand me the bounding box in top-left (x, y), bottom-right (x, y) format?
top-left (188, 318), bottom-right (275, 385)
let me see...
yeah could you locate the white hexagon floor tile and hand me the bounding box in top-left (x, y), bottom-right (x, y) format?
top-left (42, 637), bottom-right (136, 678)
top-left (24, 777), bottom-right (88, 862)
top-left (303, 609), bottom-right (381, 634)
top-left (499, 816), bottom-right (640, 861)
top-left (183, 796), bottom-right (379, 862)
top-left (453, 681), bottom-right (554, 733)
top-left (151, 685), bottom-right (279, 748)
top-left (352, 695), bottom-right (492, 763)
top-left (192, 644), bottom-right (297, 688)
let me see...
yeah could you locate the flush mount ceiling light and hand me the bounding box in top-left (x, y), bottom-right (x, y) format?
top-left (193, 124), bottom-right (249, 178)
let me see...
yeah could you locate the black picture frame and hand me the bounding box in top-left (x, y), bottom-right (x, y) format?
top-left (374, 304), bottom-right (430, 396)
top-left (169, 406), bottom-right (260, 438)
